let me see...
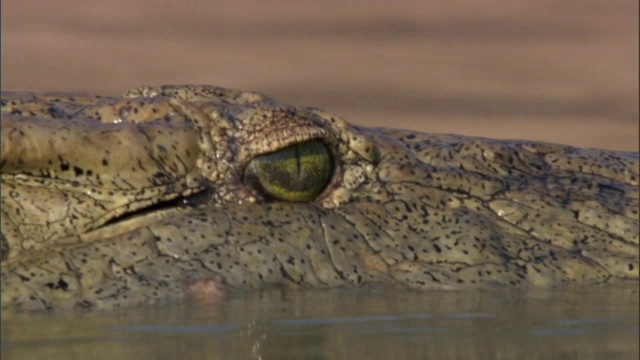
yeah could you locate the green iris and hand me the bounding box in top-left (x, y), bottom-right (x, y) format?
top-left (245, 140), bottom-right (333, 202)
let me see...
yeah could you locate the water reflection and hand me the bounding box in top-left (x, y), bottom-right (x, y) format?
top-left (2, 287), bottom-right (638, 359)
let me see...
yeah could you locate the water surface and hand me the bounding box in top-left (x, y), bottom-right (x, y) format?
top-left (1, 1), bottom-right (638, 359)
top-left (3, 287), bottom-right (638, 359)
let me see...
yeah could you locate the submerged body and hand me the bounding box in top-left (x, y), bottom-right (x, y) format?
top-left (1, 85), bottom-right (638, 312)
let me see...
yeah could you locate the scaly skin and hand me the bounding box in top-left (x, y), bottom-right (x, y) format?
top-left (1, 85), bottom-right (638, 312)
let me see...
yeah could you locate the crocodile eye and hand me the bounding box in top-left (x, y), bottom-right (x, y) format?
top-left (244, 140), bottom-right (333, 202)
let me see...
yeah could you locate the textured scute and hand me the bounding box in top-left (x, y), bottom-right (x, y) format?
top-left (1, 85), bottom-right (638, 312)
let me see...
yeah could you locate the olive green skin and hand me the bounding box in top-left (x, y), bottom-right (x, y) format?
top-left (1, 85), bottom-right (638, 313)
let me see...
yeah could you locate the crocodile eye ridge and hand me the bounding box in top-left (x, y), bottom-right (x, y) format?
top-left (244, 139), bottom-right (333, 202)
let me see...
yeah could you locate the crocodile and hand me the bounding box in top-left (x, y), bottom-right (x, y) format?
top-left (1, 85), bottom-right (638, 313)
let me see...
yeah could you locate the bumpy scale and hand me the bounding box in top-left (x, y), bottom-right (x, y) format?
top-left (1, 85), bottom-right (638, 312)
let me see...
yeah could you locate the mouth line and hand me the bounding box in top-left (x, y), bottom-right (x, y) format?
top-left (100, 187), bottom-right (213, 229)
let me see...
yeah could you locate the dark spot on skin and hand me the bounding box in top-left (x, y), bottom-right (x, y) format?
top-left (75, 300), bottom-right (94, 310)
top-left (102, 159), bottom-right (109, 166)
top-left (73, 166), bottom-right (84, 176)
top-left (46, 279), bottom-right (69, 291)
top-left (1, 233), bottom-right (9, 261)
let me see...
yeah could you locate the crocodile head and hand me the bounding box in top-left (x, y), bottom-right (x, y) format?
top-left (1, 85), bottom-right (638, 312)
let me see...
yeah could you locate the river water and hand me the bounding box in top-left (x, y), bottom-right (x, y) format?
top-left (2, 287), bottom-right (638, 359)
top-left (1, 1), bottom-right (638, 359)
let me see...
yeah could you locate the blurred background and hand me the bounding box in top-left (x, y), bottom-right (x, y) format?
top-left (2, 0), bottom-right (638, 150)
